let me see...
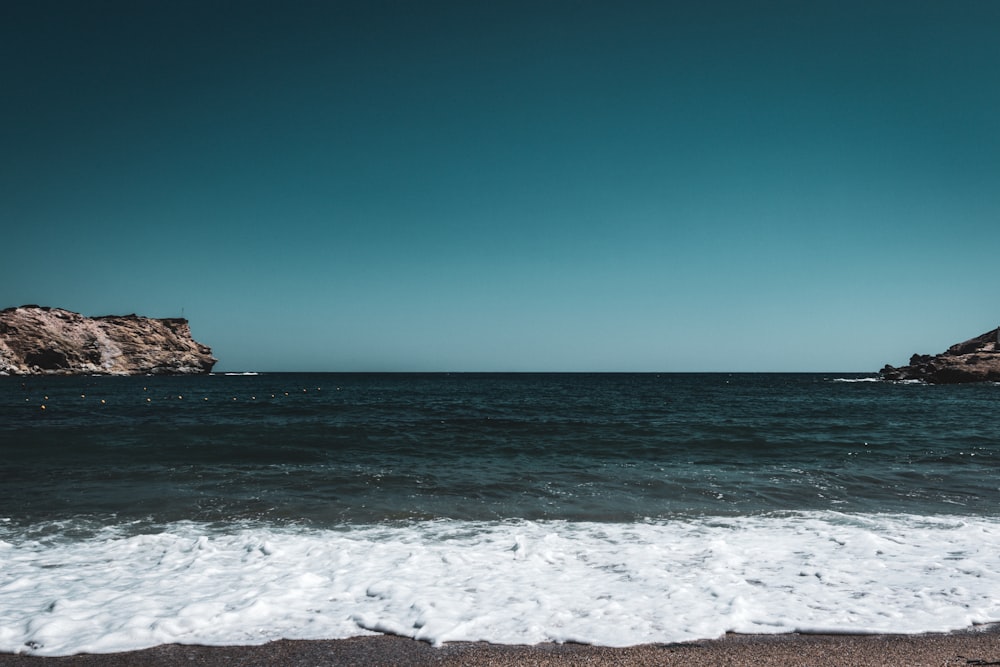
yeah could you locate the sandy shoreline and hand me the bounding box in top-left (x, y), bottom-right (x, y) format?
top-left (2, 629), bottom-right (999, 666)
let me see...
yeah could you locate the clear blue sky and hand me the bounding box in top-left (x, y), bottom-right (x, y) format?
top-left (2, 1), bottom-right (997, 372)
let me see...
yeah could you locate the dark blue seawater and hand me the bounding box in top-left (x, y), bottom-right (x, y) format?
top-left (4, 373), bottom-right (1000, 654)
top-left (3, 373), bottom-right (998, 527)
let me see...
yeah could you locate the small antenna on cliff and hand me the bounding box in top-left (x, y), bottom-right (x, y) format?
top-left (181, 307), bottom-right (185, 319)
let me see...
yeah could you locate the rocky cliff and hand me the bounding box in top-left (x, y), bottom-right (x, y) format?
top-left (0, 306), bottom-right (217, 376)
top-left (879, 328), bottom-right (1000, 383)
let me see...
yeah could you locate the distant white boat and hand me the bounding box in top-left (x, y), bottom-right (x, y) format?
top-left (223, 372), bottom-right (260, 376)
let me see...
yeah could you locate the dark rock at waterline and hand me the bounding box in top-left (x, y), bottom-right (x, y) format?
top-left (879, 328), bottom-right (1000, 383)
top-left (0, 305), bottom-right (217, 376)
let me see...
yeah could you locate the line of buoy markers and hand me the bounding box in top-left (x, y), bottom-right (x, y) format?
top-left (32, 387), bottom-right (323, 410)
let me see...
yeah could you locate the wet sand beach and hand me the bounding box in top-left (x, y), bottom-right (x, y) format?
top-left (2, 628), bottom-right (1000, 667)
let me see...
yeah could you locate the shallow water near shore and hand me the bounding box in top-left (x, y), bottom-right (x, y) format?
top-left (2, 373), bottom-right (999, 655)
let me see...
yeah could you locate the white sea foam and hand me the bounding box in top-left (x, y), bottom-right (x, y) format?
top-left (2, 513), bottom-right (1000, 656)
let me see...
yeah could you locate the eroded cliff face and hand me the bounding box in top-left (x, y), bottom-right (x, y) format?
top-left (879, 328), bottom-right (1000, 384)
top-left (0, 306), bottom-right (217, 375)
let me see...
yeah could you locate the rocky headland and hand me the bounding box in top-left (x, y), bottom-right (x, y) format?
top-left (879, 327), bottom-right (1000, 383)
top-left (0, 305), bottom-right (217, 376)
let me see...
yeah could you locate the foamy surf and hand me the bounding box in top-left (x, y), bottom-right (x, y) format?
top-left (2, 513), bottom-right (999, 656)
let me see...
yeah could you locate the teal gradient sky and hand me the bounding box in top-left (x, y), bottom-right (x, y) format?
top-left (3, 1), bottom-right (998, 371)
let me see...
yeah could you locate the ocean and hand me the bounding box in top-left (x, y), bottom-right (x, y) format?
top-left (1, 372), bottom-right (999, 655)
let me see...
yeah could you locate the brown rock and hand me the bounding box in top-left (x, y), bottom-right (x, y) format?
top-left (879, 328), bottom-right (1000, 383)
top-left (0, 305), bottom-right (217, 376)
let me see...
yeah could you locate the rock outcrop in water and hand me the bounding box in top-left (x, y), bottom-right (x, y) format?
top-left (0, 305), bottom-right (217, 376)
top-left (879, 327), bottom-right (1000, 383)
